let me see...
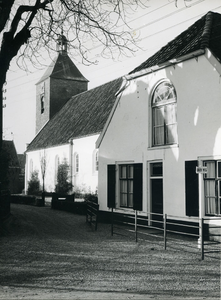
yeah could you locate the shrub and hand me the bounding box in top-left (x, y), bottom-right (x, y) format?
top-left (27, 170), bottom-right (40, 195)
top-left (84, 192), bottom-right (98, 203)
top-left (55, 159), bottom-right (73, 194)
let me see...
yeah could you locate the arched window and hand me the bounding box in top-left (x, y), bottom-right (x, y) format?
top-left (75, 153), bottom-right (79, 173)
top-left (95, 151), bottom-right (99, 171)
top-left (93, 150), bottom-right (99, 173)
top-left (55, 155), bottom-right (60, 183)
top-left (29, 159), bottom-right (33, 178)
top-left (152, 80), bottom-right (177, 146)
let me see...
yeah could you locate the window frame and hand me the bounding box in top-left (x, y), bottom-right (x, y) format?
top-left (119, 164), bottom-right (134, 208)
top-left (40, 94), bottom-right (45, 114)
top-left (203, 160), bottom-right (221, 216)
top-left (55, 155), bottom-right (60, 184)
top-left (74, 153), bottom-right (79, 174)
top-left (151, 80), bottom-right (177, 147)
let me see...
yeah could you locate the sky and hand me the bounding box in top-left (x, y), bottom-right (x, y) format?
top-left (3, 0), bottom-right (221, 154)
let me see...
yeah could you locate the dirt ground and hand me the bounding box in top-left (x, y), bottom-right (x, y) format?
top-left (0, 203), bottom-right (220, 300)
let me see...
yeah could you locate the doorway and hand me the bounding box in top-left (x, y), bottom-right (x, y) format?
top-left (150, 162), bottom-right (163, 225)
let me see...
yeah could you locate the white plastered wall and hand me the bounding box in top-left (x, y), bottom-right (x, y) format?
top-left (98, 53), bottom-right (221, 221)
top-left (25, 134), bottom-right (99, 194)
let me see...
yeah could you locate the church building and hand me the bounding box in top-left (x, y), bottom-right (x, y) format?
top-left (25, 36), bottom-right (122, 195)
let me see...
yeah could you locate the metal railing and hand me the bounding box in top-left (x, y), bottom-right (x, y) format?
top-left (111, 209), bottom-right (221, 260)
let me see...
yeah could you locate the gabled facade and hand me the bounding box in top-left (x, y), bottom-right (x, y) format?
top-left (96, 12), bottom-right (221, 228)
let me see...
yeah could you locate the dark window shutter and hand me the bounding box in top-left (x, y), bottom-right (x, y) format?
top-left (185, 161), bottom-right (199, 217)
top-left (133, 163), bottom-right (143, 211)
top-left (107, 165), bottom-right (116, 208)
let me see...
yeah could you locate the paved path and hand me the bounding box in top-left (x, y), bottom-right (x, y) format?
top-left (0, 204), bottom-right (220, 300)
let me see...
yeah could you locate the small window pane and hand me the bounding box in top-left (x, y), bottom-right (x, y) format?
top-left (151, 163), bottom-right (163, 176)
top-left (165, 104), bottom-right (176, 124)
top-left (120, 180), bottom-right (127, 193)
top-left (205, 181), bottom-right (216, 197)
top-left (128, 194), bottom-right (133, 207)
top-left (120, 166), bottom-right (127, 178)
top-left (120, 194), bottom-right (127, 207)
top-left (204, 161), bottom-right (215, 179)
top-left (128, 180), bottom-right (133, 193)
top-left (154, 127), bottom-right (164, 145)
top-left (166, 124), bottom-right (177, 144)
top-left (128, 166), bottom-right (133, 178)
top-left (219, 181), bottom-right (221, 197)
top-left (205, 197), bottom-right (217, 215)
top-left (154, 107), bottom-right (164, 125)
top-left (217, 161), bottom-right (221, 178)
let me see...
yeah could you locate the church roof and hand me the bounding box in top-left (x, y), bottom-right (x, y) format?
top-left (36, 53), bottom-right (89, 84)
top-left (27, 77), bottom-right (123, 151)
top-left (130, 11), bottom-right (221, 74)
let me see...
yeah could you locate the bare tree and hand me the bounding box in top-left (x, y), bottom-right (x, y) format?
top-left (40, 149), bottom-right (48, 193)
top-left (0, 0), bottom-right (150, 151)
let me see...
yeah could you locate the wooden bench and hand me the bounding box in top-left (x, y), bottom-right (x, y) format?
top-left (86, 201), bottom-right (99, 230)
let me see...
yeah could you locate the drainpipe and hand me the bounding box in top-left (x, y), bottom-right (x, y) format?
top-left (198, 159), bottom-right (205, 248)
top-left (24, 153), bottom-right (28, 194)
top-left (69, 139), bottom-right (73, 192)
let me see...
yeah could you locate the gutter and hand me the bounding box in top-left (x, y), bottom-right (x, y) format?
top-left (124, 49), bottom-right (205, 81)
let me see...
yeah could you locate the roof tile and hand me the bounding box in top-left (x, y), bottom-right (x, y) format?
top-left (130, 11), bottom-right (221, 74)
top-left (27, 78), bottom-right (123, 151)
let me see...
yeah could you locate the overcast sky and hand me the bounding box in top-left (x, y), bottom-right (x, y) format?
top-left (3, 0), bottom-right (221, 154)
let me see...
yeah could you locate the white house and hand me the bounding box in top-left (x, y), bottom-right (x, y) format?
top-left (25, 36), bottom-right (122, 195)
top-left (96, 12), bottom-right (221, 232)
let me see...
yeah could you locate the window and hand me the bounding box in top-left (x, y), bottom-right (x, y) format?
top-left (93, 150), bottom-right (99, 173)
top-left (29, 159), bottom-right (33, 177)
top-left (107, 164), bottom-right (142, 210)
top-left (40, 95), bottom-right (44, 114)
top-left (152, 80), bottom-right (177, 146)
top-left (204, 161), bottom-right (221, 215)
top-left (120, 165), bottom-right (134, 208)
top-left (75, 153), bottom-right (79, 173)
top-left (55, 155), bottom-right (59, 183)
top-left (95, 151), bottom-right (99, 171)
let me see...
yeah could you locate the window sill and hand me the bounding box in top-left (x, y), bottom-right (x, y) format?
top-left (148, 144), bottom-right (179, 151)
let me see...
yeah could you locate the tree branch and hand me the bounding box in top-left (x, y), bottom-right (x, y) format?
top-left (10, 0), bottom-right (53, 37)
top-left (0, 0), bottom-right (15, 33)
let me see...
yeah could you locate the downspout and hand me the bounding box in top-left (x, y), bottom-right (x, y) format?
top-left (69, 139), bottom-right (74, 192)
top-left (197, 159), bottom-right (205, 248)
top-left (24, 152), bottom-right (28, 195)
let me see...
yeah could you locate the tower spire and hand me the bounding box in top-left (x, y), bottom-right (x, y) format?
top-left (57, 31), bottom-right (68, 55)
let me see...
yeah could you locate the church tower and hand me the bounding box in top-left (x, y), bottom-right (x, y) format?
top-left (35, 35), bottom-right (89, 134)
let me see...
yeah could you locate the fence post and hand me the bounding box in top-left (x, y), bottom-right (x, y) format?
top-left (201, 218), bottom-right (204, 260)
top-left (111, 207), bottom-right (113, 236)
top-left (164, 214), bottom-right (167, 250)
top-left (135, 210), bottom-right (138, 242)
